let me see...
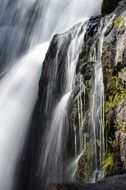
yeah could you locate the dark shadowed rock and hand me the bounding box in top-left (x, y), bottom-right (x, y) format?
top-left (47, 174), bottom-right (126, 190)
top-left (102, 0), bottom-right (121, 15)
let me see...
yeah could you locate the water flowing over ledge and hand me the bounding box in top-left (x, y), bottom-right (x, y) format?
top-left (16, 14), bottom-right (115, 190)
top-left (0, 1), bottom-right (103, 189)
top-left (1, 1), bottom-right (126, 190)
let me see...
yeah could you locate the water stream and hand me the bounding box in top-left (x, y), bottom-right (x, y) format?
top-left (0, 0), bottom-right (104, 190)
top-left (38, 23), bottom-right (87, 189)
top-left (0, 0), bottom-right (102, 71)
top-left (0, 43), bottom-right (49, 190)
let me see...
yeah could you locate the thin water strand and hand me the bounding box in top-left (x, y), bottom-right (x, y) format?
top-left (91, 16), bottom-right (115, 182)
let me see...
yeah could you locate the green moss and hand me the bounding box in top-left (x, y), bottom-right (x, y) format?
top-left (114, 17), bottom-right (123, 28)
top-left (105, 80), bottom-right (126, 141)
top-left (105, 83), bottom-right (126, 114)
top-left (77, 143), bottom-right (94, 182)
top-left (102, 152), bottom-right (114, 175)
top-left (104, 74), bottom-right (126, 176)
top-left (104, 72), bottom-right (126, 114)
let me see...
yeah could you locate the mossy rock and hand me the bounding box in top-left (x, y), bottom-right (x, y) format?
top-left (101, 1), bottom-right (126, 176)
top-left (76, 143), bottom-right (94, 182)
top-left (102, 152), bottom-right (114, 175)
top-left (114, 16), bottom-right (123, 28)
top-left (102, 0), bottom-right (121, 15)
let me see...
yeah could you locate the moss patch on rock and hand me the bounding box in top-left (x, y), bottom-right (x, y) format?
top-left (102, 6), bottom-right (126, 175)
top-left (102, 152), bottom-right (114, 175)
top-left (76, 143), bottom-right (94, 183)
top-left (114, 16), bottom-right (123, 28)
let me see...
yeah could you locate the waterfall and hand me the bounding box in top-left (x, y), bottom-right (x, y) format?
top-left (38, 23), bottom-right (87, 189)
top-left (0, 0), bottom-right (104, 190)
top-left (69, 16), bottom-right (114, 183)
top-left (0, 43), bottom-right (49, 190)
top-left (91, 17), bottom-right (115, 182)
top-left (29, 0), bottom-right (103, 44)
top-left (0, 0), bottom-right (102, 71)
top-left (90, 21), bottom-right (107, 182)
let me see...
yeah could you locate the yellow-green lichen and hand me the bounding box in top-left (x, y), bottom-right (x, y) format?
top-left (102, 152), bottom-right (114, 175)
top-left (105, 83), bottom-right (126, 114)
top-left (104, 74), bottom-right (126, 176)
top-left (114, 17), bottom-right (123, 28)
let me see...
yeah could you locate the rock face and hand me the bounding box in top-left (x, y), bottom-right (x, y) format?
top-left (102, 0), bottom-right (126, 175)
top-left (16, 26), bottom-right (86, 190)
top-left (68, 15), bottom-right (107, 182)
top-left (61, 0), bottom-right (126, 182)
top-left (102, 0), bottom-right (121, 15)
top-left (47, 174), bottom-right (126, 190)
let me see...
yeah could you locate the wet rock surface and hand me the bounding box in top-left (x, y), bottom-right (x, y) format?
top-left (102, 0), bottom-right (121, 15)
top-left (114, 99), bottom-right (126, 171)
top-left (47, 174), bottom-right (126, 190)
top-left (67, 0), bottom-right (126, 181)
top-left (102, 0), bottom-right (126, 176)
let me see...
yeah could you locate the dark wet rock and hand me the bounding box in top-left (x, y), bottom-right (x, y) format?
top-left (15, 25), bottom-right (83, 190)
top-left (47, 174), bottom-right (126, 190)
top-left (102, 0), bottom-right (121, 15)
top-left (67, 0), bottom-right (126, 180)
top-left (113, 99), bottom-right (126, 171)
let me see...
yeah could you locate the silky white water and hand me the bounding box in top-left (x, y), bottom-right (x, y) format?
top-left (0, 0), bottom-right (102, 63)
top-left (65, 16), bottom-right (115, 183)
top-left (0, 0), bottom-right (103, 189)
top-left (91, 17), bottom-right (115, 182)
top-left (39, 23), bottom-right (87, 187)
top-left (30, 0), bottom-right (103, 44)
top-left (0, 43), bottom-right (49, 190)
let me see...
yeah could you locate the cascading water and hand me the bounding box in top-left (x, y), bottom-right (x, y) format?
top-left (90, 21), bottom-right (108, 182)
top-left (0, 43), bottom-right (49, 190)
top-left (29, 0), bottom-right (103, 44)
top-left (91, 17), bottom-right (115, 182)
top-left (0, 0), bottom-right (105, 190)
top-left (0, 0), bottom-right (102, 72)
top-left (38, 23), bottom-right (87, 189)
top-left (69, 16), bottom-right (114, 183)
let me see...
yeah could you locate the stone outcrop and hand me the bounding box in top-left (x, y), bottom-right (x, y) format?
top-left (47, 174), bottom-right (126, 190)
top-left (102, 0), bottom-right (126, 176)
